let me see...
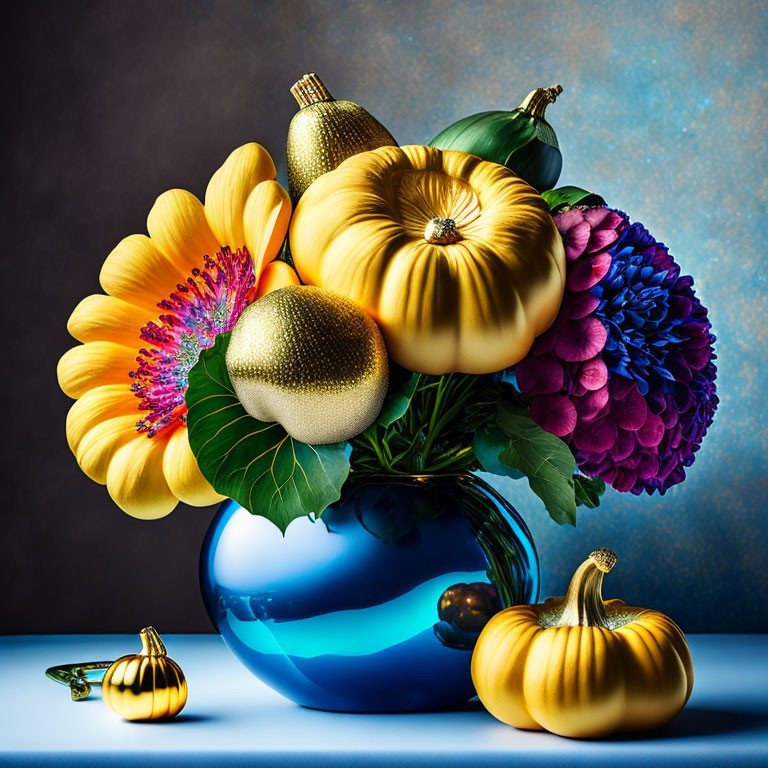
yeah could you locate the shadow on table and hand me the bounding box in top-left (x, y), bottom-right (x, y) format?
top-left (390, 702), bottom-right (767, 742)
top-left (298, 699), bottom-right (491, 717)
top-left (608, 707), bottom-right (768, 741)
top-left (134, 713), bottom-right (222, 725)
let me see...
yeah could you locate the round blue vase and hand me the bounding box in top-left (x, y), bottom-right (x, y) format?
top-left (200, 472), bottom-right (538, 712)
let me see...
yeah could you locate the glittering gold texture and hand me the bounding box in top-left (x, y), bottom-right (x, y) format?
top-left (286, 73), bottom-right (397, 203)
top-left (226, 285), bottom-right (388, 445)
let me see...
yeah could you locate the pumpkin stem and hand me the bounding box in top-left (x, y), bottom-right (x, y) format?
top-left (557, 548), bottom-right (616, 628)
top-left (424, 217), bottom-right (461, 244)
top-left (519, 85), bottom-right (563, 120)
top-left (291, 73), bottom-right (334, 108)
top-left (139, 626), bottom-right (167, 657)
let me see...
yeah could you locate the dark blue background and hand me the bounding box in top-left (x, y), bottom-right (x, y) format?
top-left (4, 0), bottom-right (766, 633)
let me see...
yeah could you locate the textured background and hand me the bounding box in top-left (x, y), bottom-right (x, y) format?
top-left (3, 0), bottom-right (766, 633)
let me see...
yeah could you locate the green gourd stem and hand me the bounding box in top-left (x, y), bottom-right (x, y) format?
top-left (557, 548), bottom-right (617, 628)
top-left (519, 84), bottom-right (563, 120)
top-left (139, 626), bottom-right (167, 657)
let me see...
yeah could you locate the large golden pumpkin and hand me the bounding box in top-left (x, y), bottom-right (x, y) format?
top-left (289, 145), bottom-right (565, 375)
top-left (472, 549), bottom-right (694, 738)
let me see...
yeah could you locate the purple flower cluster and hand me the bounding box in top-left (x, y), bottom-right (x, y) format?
top-left (517, 205), bottom-right (718, 494)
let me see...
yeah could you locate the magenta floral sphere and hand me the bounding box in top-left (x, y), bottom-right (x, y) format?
top-left (516, 205), bottom-right (718, 495)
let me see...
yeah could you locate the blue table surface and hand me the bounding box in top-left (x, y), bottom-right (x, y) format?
top-left (0, 634), bottom-right (766, 767)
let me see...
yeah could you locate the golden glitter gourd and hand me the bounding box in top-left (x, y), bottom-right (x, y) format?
top-left (101, 627), bottom-right (187, 721)
top-left (286, 73), bottom-right (397, 203)
top-left (472, 549), bottom-right (693, 738)
top-left (225, 285), bottom-right (388, 444)
top-left (290, 144), bottom-right (565, 375)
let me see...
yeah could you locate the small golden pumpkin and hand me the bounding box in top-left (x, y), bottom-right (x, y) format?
top-left (472, 548), bottom-right (693, 738)
top-left (289, 144), bottom-right (565, 375)
top-left (102, 627), bottom-right (187, 721)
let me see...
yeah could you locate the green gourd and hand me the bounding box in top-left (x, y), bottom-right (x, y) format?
top-left (542, 186), bottom-right (606, 213)
top-left (429, 85), bottom-right (563, 192)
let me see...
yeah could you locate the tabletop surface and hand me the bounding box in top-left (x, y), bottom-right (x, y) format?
top-left (1, 634), bottom-right (766, 767)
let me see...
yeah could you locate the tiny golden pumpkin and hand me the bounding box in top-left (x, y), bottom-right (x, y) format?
top-left (102, 626), bottom-right (187, 721)
top-left (472, 548), bottom-right (693, 738)
top-left (289, 145), bottom-right (565, 375)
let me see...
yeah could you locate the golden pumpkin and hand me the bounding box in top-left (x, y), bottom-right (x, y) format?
top-left (472, 548), bottom-right (693, 738)
top-left (289, 145), bottom-right (565, 375)
top-left (101, 627), bottom-right (187, 720)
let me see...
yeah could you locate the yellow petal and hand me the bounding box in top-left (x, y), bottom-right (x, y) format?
top-left (162, 427), bottom-right (226, 507)
top-left (106, 433), bottom-right (178, 519)
top-left (147, 189), bottom-right (222, 276)
top-left (74, 414), bottom-right (139, 483)
top-left (205, 143), bottom-right (277, 248)
top-left (255, 260), bottom-right (300, 300)
top-left (66, 384), bottom-right (137, 455)
top-left (67, 294), bottom-right (149, 347)
top-left (58, 342), bottom-right (137, 399)
top-left (243, 181), bottom-right (292, 280)
top-left (100, 234), bottom-right (185, 312)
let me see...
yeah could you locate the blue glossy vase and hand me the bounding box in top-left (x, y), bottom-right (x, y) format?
top-left (200, 472), bottom-right (539, 712)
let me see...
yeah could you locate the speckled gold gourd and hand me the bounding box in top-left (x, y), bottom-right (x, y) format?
top-left (101, 627), bottom-right (187, 721)
top-left (286, 73), bottom-right (397, 203)
top-left (225, 285), bottom-right (388, 445)
top-left (472, 549), bottom-right (694, 738)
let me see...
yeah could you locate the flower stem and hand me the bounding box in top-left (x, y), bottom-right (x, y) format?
top-left (350, 372), bottom-right (487, 476)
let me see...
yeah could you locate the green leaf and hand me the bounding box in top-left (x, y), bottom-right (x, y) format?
top-left (376, 366), bottom-right (421, 427)
top-left (496, 401), bottom-right (577, 526)
top-left (542, 186), bottom-right (606, 213)
top-left (474, 427), bottom-right (524, 479)
top-left (185, 333), bottom-right (350, 532)
top-left (574, 474), bottom-right (606, 509)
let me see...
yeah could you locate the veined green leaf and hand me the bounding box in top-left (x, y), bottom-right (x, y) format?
top-left (496, 401), bottom-right (577, 526)
top-left (185, 333), bottom-right (349, 532)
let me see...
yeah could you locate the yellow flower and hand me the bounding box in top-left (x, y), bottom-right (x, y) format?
top-left (58, 144), bottom-right (297, 519)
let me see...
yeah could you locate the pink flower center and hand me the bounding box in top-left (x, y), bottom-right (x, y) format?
top-left (130, 247), bottom-right (256, 437)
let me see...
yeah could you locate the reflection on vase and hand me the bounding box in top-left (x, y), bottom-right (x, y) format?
top-left (435, 581), bottom-right (503, 651)
top-left (200, 473), bottom-right (538, 712)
